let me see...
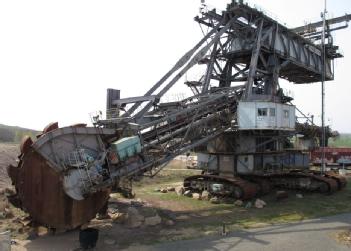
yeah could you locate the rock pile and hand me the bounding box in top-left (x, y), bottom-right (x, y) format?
top-left (154, 186), bottom-right (271, 209)
top-left (108, 204), bottom-right (170, 228)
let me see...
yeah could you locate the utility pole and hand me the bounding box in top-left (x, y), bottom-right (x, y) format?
top-left (321, 0), bottom-right (327, 173)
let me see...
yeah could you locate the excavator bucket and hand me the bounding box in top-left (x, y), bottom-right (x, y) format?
top-left (7, 123), bottom-right (112, 230)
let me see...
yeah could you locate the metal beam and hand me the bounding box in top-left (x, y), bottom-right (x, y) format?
top-left (112, 95), bottom-right (156, 106)
top-left (123, 21), bottom-right (222, 117)
top-left (292, 14), bottom-right (351, 34)
top-left (134, 18), bottom-right (237, 120)
top-left (244, 19), bottom-right (264, 100)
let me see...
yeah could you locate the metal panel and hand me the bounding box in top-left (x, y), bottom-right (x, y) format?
top-left (197, 153), bottom-right (218, 171)
top-left (33, 126), bottom-right (115, 172)
top-left (219, 155), bottom-right (235, 177)
top-left (13, 149), bottom-right (110, 229)
top-left (238, 101), bottom-right (295, 130)
top-left (237, 155), bottom-right (254, 174)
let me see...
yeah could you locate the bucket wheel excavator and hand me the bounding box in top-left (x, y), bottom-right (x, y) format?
top-left (7, 0), bottom-right (350, 230)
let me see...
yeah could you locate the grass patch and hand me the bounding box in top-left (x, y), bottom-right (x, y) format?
top-left (116, 160), bottom-right (351, 246)
top-left (130, 164), bottom-right (351, 244)
top-left (329, 133), bottom-right (351, 147)
top-left (134, 167), bottom-right (201, 189)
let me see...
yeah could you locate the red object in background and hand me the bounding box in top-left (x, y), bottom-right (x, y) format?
top-left (310, 147), bottom-right (351, 165)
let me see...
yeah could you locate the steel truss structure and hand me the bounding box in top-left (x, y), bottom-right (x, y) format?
top-left (7, 0), bottom-right (350, 229)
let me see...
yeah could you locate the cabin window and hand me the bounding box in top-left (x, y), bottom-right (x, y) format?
top-left (284, 110), bottom-right (289, 118)
top-left (257, 108), bottom-right (267, 116)
top-left (269, 108), bottom-right (276, 117)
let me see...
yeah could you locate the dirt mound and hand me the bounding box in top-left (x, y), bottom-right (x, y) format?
top-left (0, 143), bottom-right (19, 189)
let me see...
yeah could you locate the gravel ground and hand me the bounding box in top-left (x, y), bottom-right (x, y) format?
top-left (145, 213), bottom-right (351, 251)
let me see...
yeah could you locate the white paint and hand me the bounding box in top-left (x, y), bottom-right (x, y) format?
top-left (238, 101), bottom-right (295, 130)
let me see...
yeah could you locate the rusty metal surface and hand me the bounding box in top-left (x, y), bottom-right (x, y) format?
top-left (11, 146), bottom-right (110, 230)
top-left (245, 177), bottom-right (271, 195)
top-left (42, 122), bottom-right (59, 134)
top-left (308, 174), bottom-right (338, 194)
top-left (20, 136), bottom-right (33, 154)
top-left (325, 172), bottom-right (347, 190)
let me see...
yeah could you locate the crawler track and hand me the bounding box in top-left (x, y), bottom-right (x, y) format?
top-left (265, 172), bottom-right (339, 194)
top-left (318, 171), bottom-right (347, 190)
top-left (184, 171), bottom-right (346, 200)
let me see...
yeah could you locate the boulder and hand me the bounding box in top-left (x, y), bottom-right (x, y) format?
top-left (201, 191), bottom-right (210, 201)
top-left (184, 190), bottom-right (192, 197)
top-left (126, 207), bottom-right (144, 228)
top-left (144, 215), bottom-right (162, 226)
top-left (296, 193), bottom-right (303, 199)
top-left (234, 200), bottom-right (243, 207)
top-left (160, 188), bottom-right (168, 193)
top-left (192, 193), bottom-right (201, 200)
top-left (254, 199), bottom-right (267, 209)
top-left (175, 186), bottom-right (185, 196)
top-left (210, 196), bottom-right (220, 204)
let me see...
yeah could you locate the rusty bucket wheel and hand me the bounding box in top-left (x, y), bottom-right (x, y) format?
top-left (7, 122), bottom-right (111, 230)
